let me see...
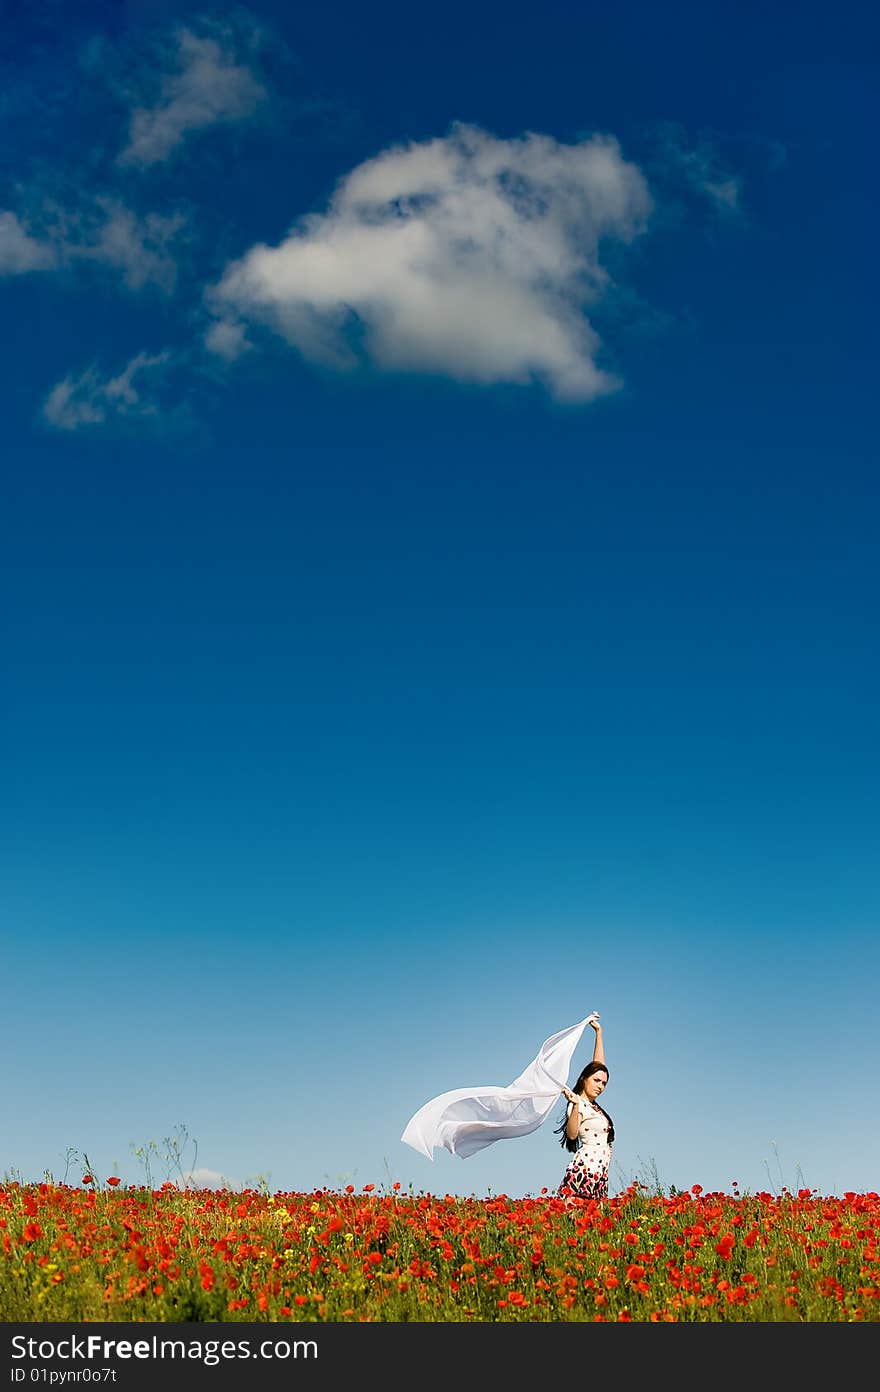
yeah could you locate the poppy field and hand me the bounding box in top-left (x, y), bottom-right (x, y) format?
top-left (2, 1178), bottom-right (878, 1322)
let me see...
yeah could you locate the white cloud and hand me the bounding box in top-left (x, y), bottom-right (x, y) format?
top-left (118, 26), bottom-right (266, 168)
top-left (42, 351), bottom-right (172, 431)
top-left (1, 197), bottom-right (187, 291)
top-left (70, 198), bottom-right (187, 291)
top-left (203, 316), bottom-right (251, 360)
top-left (178, 1168), bottom-right (236, 1190)
top-left (206, 123), bottom-right (653, 402)
top-left (0, 211), bottom-right (57, 274)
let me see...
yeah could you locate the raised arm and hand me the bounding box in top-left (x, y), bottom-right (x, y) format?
top-left (561, 1084), bottom-right (581, 1141)
top-left (589, 1012), bottom-right (605, 1066)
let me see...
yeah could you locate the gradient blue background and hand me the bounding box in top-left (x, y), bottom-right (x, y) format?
top-left (2, 0), bottom-right (877, 1199)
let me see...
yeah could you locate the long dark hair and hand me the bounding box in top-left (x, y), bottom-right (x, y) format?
top-left (554, 1061), bottom-right (615, 1153)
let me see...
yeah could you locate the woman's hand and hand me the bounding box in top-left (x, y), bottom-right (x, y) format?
top-left (561, 1087), bottom-right (578, 1105)
top-left (587, 1011), bottom-right (601, 1032)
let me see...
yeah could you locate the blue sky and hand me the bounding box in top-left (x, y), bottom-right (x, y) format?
top-left (2, 0), bottom-right (877, 1201)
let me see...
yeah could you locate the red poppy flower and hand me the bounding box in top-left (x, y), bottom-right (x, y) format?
top-left (106, 1177), bottom-right (121, 1187)
top-left (82, 1174), bottom-right (93, 1184)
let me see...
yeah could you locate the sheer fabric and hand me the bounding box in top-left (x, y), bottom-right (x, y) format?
top-left (401, 1016), bottom-right (591, 1160)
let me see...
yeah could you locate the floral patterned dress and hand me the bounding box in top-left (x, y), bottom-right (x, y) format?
top-left (558, 1095), bottom-right (612, 1199)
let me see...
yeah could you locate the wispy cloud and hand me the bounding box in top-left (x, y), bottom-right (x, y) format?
top-left (118, 25), bottom-right (267, 168)
top-left (206, 123), bottom-right (653, 402)
top-left (65, 198), bottom-right (188, 291)
top-left (42, 351), bottom-right (174, 431)
top-left (203, 317), bottom-right (251, 361)
top-left (0, 210), bottom-right (57, 274)
top-left (652, 122), bottom-right (742, 215)
top-left (1, 196), bottom-right (188, 291)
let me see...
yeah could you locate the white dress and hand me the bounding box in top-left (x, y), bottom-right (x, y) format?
top-left (558, 1096), bottom-right (612, 1199)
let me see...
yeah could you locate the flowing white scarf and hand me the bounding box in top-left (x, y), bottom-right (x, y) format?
top-left (401, 1015), bottom-right (592, 1160)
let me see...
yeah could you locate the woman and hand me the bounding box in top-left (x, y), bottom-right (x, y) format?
top-left (555, 1012), bottom-right (615, 1200)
